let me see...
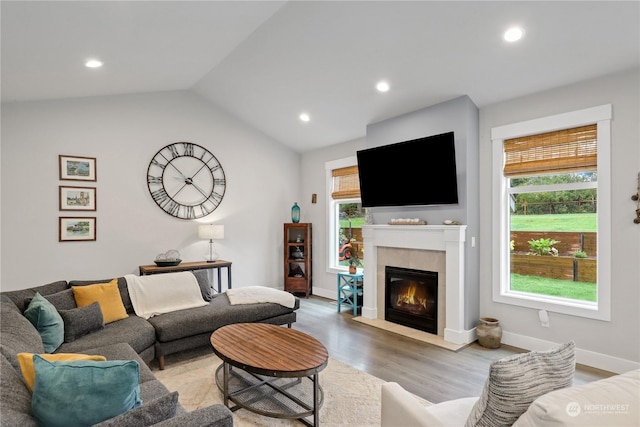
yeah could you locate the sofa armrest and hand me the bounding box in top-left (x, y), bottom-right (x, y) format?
top-left (151, 404), bottom-right (233, 427)
top-left (381, 382), bottom-right (478, 427)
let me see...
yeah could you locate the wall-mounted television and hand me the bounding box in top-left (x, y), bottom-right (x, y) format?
top-left (356, 131), bottom-right (459, 208)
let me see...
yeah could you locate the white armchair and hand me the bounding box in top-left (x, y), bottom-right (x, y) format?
top-left (381, 382), bottom-right (477, 426)
top-left (381, 369), bottom-right (640, 427)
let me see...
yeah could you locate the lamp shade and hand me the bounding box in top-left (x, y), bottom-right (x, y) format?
top-left (198, 224), bottom-right (224, 240)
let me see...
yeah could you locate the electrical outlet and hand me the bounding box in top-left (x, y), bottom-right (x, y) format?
top-left (538, 309), bottom-right (550, 327)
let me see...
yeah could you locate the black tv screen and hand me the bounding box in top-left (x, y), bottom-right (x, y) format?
top-left (356, 131), bottom-right (459, 207)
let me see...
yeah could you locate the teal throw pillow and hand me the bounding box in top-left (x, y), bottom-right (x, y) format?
top-left (31, 355), bottom-right (142, 427)
top-left (23, 292), bottom-right (64, 353)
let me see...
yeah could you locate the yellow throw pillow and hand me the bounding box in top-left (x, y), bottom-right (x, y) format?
top-left (72, 279), bottom-right (128, 324)
top-left (17, 352), bottom-right (106, 391)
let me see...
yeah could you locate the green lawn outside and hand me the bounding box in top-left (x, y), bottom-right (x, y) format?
top-left (511, 213), bottom-right (596, 232)
top-left (510, 273), bottom-right (596, 302)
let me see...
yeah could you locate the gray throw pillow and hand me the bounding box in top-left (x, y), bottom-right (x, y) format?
top-left (58, 302), bottom-right (104, 342)
top-left (192, 270), bottom-right (214, 301)
top-left (93, 391), bottom-right (179, 427)
top-left (465, 341), bottom-right (576, 427)
top-left (23, 289), bottom-right (77, 312)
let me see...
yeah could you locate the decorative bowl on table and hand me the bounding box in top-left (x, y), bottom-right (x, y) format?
top-left (154, 259), bottom-right (182, 267)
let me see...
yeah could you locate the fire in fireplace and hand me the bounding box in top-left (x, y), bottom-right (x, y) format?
top-left (385, 266), bottom-right (437, 334)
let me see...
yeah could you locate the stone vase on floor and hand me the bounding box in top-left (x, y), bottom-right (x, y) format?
top-left (477, 317), bottom-right (502, 348)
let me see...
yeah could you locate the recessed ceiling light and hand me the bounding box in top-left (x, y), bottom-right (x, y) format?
top-left (376, 81), bottom-right (390, 92)
top-left (299, 113), bottom-right (310, 122)
top-left (85, 59), bottom-right (103, 68)
top-left (503, 27), bottom-right (524, 42)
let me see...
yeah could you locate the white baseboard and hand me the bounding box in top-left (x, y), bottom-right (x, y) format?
top-left (312, 288), bottom-right (335, 300)
top-left (305, 292), bottom-right (639, 374)
top-left (502, 331), bottom-right (640, 374)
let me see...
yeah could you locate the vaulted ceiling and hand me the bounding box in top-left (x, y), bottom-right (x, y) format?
top-left (2, 1), bottom-right (638, 152)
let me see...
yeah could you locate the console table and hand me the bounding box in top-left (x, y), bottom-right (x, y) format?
top-left (138, 260), bottom-right (232, 293)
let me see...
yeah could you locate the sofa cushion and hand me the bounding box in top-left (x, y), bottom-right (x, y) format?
top-left (513, 369), bottom-right (640, 427)
top-left (0, 353), bottom-right (38, 427)
top-left (0, 299), bottom-right (45, 371)
top-left (56, 315), bottom-right (156, 358)
top-left (17, 352), bottom-right (107, 391)
top-left (72, 279), bottom-right (129, 324)
top-left (1, 280), bottom-right (68, 313)
top-left (465, 341), bottom-right (576, 427)
top-left (31, 355), bottom-right (142, 427)
top-left (59, 302), bottom-right (104, 342)
top-left (78, 342), bottom-right (158, 384)
top-left (94, 391), bottom-right (179, 427)
top-left (148, 293), bottom-right (299, 342)
top-left (23, 293), bottom-right (64, 353)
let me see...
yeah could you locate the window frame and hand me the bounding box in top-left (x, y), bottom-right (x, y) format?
top-left (491, 104), bottom-right (612, 321)
top-left (325, 156), bottom-right (359, 274)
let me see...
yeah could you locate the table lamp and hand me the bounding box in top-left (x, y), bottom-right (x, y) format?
top-left (198, 224), bottom-right (225, 262)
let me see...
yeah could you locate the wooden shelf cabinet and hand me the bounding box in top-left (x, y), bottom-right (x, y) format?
top-left (284, 223), bottom-right (312, 298)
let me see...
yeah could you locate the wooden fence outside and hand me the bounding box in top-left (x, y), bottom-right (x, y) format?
top-left (511, 231), bottom-right (597, 257)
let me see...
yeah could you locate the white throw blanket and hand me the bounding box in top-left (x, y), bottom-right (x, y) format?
top-left (124, 272), bottom-right (208, 319)
top-left (226, 286), bottom-right (296, 309)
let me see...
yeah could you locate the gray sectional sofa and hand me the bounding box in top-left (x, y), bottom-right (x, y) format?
top-left (0, 273), bottom-right (300, 426)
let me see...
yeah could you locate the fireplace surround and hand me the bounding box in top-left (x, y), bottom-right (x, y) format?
top-left (361, 224), bottom-right (473, 345)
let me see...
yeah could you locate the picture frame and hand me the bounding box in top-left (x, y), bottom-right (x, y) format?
top-left (59, 186), bottom-right (96, 211)
top-left (59, 155), bottom-right (97, 181)
top-left (59, 217), bottom-right (96, 242)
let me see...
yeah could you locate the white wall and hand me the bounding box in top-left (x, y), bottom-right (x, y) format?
top-left (479, 68), bottom-right (640, 371)
top-left (300, 137), bottom-right (365, 299)
top-left (1, 91), bottom-right (301, 290)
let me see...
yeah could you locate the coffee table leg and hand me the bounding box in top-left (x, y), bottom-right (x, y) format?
top-left (223, 361), bottom-right (230, 407)
top-left (313, 373), bottom-right (319, 426)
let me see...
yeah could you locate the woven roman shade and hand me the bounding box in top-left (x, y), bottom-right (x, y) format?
top-left (332, 165), bottom-right (360, 199)
top-left (504, 124), bottom-right (597, 177)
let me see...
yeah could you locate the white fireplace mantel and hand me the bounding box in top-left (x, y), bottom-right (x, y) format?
top-left (362, 224), bottom-right (471, 345)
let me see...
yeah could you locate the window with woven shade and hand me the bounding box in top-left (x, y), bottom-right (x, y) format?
top-left (491, 104), bottom-right (612, 321)
top-left (504, 124), bottom-right (597, 177)
top-left (331, 165), bottom-right (360, 199)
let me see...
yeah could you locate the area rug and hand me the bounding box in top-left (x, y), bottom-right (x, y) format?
top-left (153, 350), bottom-right (429, 426)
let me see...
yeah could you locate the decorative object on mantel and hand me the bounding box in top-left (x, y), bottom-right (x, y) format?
top-left (388, 218), bottom-right (427, 225)
top-left (154, 250), bottom-right (182, 267)
top-left (632, 172), bottom-right (640, 224)
top-left (364, 208), bottom-right (373, 225)
top-left (291, 202), bottom-right (301, 223)
top-left (198, 224), bottom-right (225, 262)
top-left (476, 317), bottom-right (502, 349)
top-left (443, 220), bottom-right (462, 225)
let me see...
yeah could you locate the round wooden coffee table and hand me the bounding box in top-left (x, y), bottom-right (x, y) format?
top-left (210, 323), bottom-right (329, 426)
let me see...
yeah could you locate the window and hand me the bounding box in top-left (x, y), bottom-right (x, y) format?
top-left (325, 157), bottom-right (365, 272)
top-left (491, 105), bottom-right (611, 320)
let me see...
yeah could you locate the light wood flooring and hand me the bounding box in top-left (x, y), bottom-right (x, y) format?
top-left (292, 295), bottom-right (614, 404)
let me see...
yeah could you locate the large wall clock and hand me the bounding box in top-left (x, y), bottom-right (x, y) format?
top-left (147, 142), bottom-right (226, 219)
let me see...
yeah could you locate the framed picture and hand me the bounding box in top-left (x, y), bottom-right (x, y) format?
top-left (59, 155), bottom-right (97, 181)
top-left (59, 186), bottom-right (96, 211)
top-left (59, 217), bottom-right (96, 242)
